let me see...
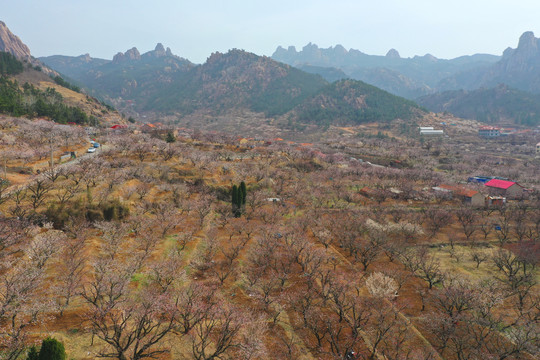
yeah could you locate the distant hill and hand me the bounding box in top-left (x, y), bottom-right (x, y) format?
top-left (417, 84), bottom-right (540, 126)
top-left (296, 64), bottom-right (349, 83)
top-left (272, 43), bottom-right (500, 99)
top-left (144, 49), bottom-right (329, 117)
top-left (40, 44), bottom-right (195, 109)
top-left (294, 79), bottom-right (424, 126)
top-left (350, 67), bottom-right (431, 99)
top-left (39, 53), bottom-right (109, 79)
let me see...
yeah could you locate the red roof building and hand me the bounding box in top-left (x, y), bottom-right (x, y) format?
top-left (485, 179), bottom-right (524, 199)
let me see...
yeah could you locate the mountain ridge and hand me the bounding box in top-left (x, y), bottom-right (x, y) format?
top-left (272, 42), bottom-right (500, 99)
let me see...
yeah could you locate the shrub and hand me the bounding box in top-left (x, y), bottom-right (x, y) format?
top-left (102, 200), bottom-right (129, 221)
top-left (37, 337), bottom-right (66, 360)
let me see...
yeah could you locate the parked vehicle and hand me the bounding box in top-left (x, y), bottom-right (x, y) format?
top-left (87, 147), bottom-right (96, 153)
top-left (93, 143), bottom-right (100, 148)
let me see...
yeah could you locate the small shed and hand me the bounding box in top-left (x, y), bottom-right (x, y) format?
top-left (486, 196), bottom-right (506, 207)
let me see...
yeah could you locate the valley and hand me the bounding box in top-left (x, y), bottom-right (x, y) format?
top-left (0, 18), bottom-right (538, 360)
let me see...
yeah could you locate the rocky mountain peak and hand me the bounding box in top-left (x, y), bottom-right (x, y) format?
top-left (517, 31), bottom-right (537, 50)
top-left (386, 48), bottom-right (400, 59)
top-left (112, 47), bottom-right (141, 63)
top-left (515, 31), bottom-right (539, 58)
top-left (334, 44), bottom-right (348, 55)
top-left (0, 21), bottom-right (32, 60)
top-left (423, 54), bottom-right (438, 62)
top-left (125, 47), bottom-right (141, 60)
top-left (153, 43), bottom-right (166, 57)
top-left (302, 42), bottom-right (320, 54)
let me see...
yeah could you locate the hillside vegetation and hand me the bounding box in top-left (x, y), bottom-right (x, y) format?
top-left (0, 51), bottom-right (122, 125)
top-left (295, 79), bottom-right (423, 126)
top-left (146, 50), bottom-right (329, 117)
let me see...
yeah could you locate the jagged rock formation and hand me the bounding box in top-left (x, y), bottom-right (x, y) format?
top-left (112, 47), bottom-right (141, 63)
top-left (0, 21), bottom-right (31, 59)
top-left (482, 31), bottom-right (540, 93)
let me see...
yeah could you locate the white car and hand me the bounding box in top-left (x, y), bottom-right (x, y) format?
top-left (87, 147), bottom-right (96, 153)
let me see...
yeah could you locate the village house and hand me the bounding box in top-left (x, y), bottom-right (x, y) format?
top-left (478, 126), bottom-right (501, 137)
top-left (484, 179), bottom-right (524, 199)
top-left (437, 184), bottom-right (485, 207)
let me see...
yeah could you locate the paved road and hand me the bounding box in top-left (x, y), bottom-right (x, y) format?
top-left (1, 142), bottom-right (108, 201)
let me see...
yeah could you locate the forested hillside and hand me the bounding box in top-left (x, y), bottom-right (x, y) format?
top-left (295, 79), bottom-right (423, 125)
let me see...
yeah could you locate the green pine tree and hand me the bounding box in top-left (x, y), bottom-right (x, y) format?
top-left (165, 131), bottom-right (176, 143)
top-left (239, 181), bottom-right (247, 205)
top-left (26, 346), bottom-right (39, 360)
top-left (232, 184), bottom-right (239, 216)
top-left (37, 337), bottom-right (66, 360)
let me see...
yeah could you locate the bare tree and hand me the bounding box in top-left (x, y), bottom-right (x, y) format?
top-left (27, 179), bottom-right (52, 211)
top-left (81, 259), bottom-right (179, 360)
top-left (422, 208), bottom-right (452, 239)
top-left (189, 304), bottom-right (244, 360)
top-left (56, 221), bottom-right (88, 315)
top-left (0, 260), bottom-right (48, 360)
top-left (455, 206), bottom-right (478, 245)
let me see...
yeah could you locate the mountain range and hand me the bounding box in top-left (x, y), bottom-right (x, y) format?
top-left (272, 43), bottom-right (501, 99)
top-left (273, 32), bottom-right (540, 125)
top-left (39, 45), bottom-right (423, 126)
top-left (2, 19), bottom-right (540, 127)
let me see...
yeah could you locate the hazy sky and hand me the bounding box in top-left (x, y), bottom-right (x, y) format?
top-left (3, 0), bottom-right (539, 63)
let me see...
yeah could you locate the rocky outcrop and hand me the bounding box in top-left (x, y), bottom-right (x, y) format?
top-left (0, 21), bottom-right (31, 59)
top-left (499, 31), bottom-right (540, 71)
top-left (77, 53), bottom-right (93, 62)
top-left (478, 31), bottom-right (540, 93)
top-left (125, 47), bottom-right (141, 60)
top-left (112, 47), bottom-right (141, 63)
top-left (385, 49), bottom-right (400, 59)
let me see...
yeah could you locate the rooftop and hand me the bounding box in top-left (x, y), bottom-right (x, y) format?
top-left (485, 179), bottom-right (518, 189)
top-left (439, 184), bottom-right (479, 198)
